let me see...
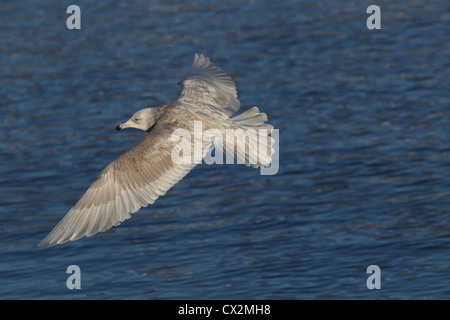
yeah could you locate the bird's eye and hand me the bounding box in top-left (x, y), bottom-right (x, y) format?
top-left (133, 117), bottom-right (140, 122)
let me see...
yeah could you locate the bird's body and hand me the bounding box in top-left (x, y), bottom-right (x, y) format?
top-left (39, 54), bottom-right (274, 246)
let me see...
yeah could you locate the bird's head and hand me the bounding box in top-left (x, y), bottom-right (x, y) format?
top-left (116, 108), bottom-right (159, 132)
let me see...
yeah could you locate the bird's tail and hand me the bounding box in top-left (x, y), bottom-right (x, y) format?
top-left (215, 107), bottom-right (274, 168)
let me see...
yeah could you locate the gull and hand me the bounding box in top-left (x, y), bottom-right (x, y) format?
top-left (39, 54), bottom-right (274, 246)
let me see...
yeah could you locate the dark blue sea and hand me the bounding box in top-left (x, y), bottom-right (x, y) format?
top-left (0, 0), bottom-right (449, 299)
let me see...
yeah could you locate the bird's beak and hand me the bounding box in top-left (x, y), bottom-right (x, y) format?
top-left (115, 123), bottom-right (128, 131)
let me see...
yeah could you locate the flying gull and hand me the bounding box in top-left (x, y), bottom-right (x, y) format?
top-left (39, 54), bottom-right (274, 246)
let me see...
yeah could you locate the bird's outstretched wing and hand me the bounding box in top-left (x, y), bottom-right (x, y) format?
top-left (177, 53), bottom-right (240, 116)
top-left (39, 123), bottom-right (196, 246)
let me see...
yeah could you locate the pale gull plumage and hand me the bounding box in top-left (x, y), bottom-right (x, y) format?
top-left (39, 54), bottom-right (274, 246)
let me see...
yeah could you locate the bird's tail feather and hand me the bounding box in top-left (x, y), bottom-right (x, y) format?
top-left (214, 107), bottom-right (274, 168)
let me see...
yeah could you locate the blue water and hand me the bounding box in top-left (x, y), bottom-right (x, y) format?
top-left (1, 0), bottom-right (449, 299)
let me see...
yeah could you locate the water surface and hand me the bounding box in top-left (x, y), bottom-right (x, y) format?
top-left (0, 0), bottom-right (449, 299)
